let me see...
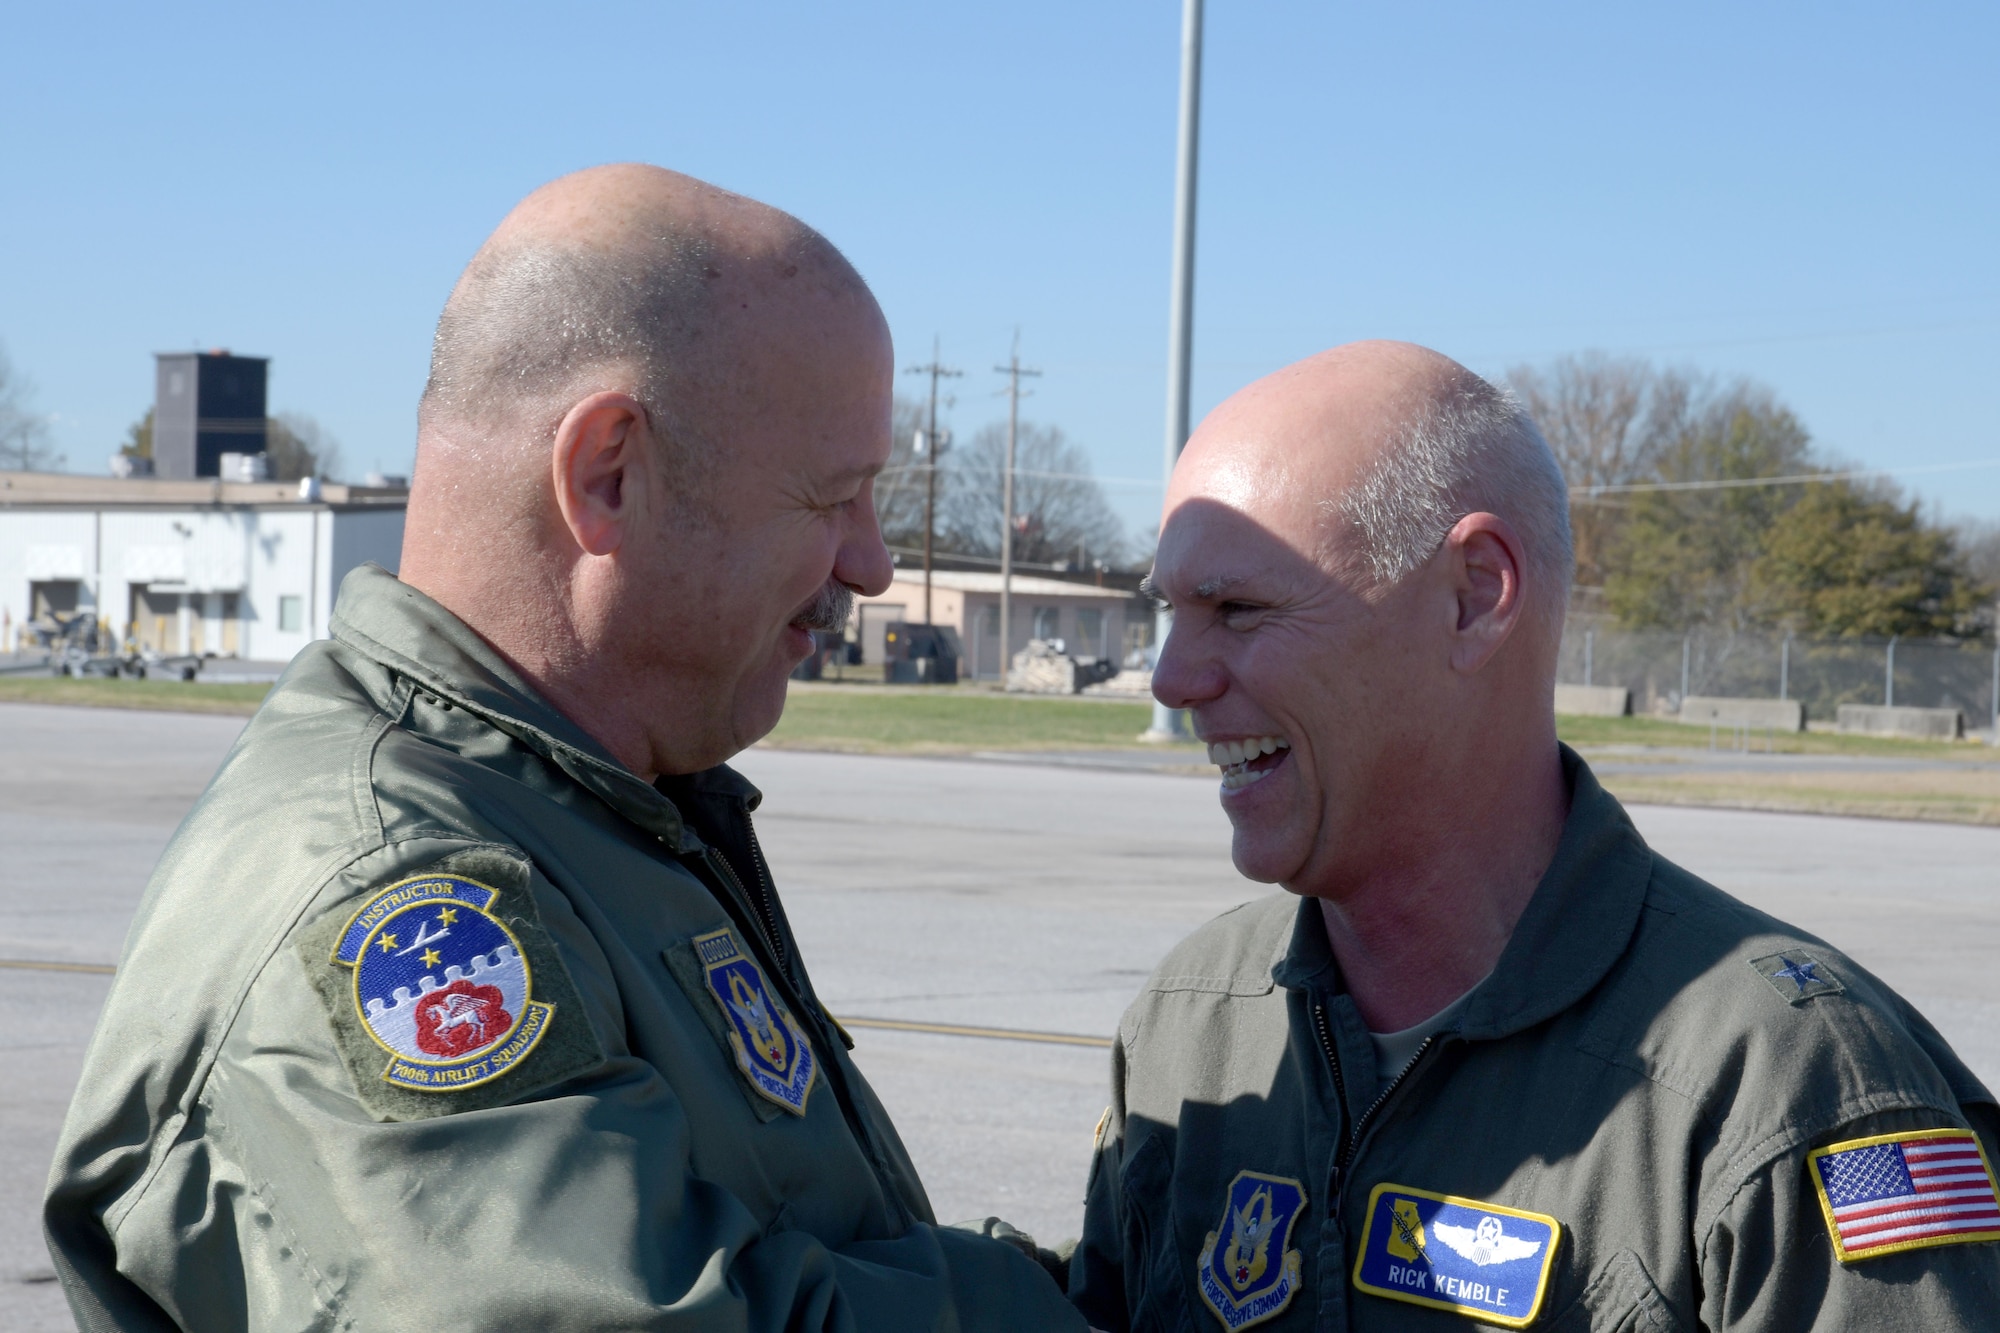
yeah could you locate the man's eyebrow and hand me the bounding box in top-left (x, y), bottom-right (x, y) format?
top-left (1139, 573), bottom-right (1248, 603)
top-left (1192, 575), bottom-right (1248, 600)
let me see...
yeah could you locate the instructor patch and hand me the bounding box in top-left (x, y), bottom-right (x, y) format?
top-left (692, 928), bottom-right (817, 1115)
top-left (1353, 1183), bottom-right (1560, 1328)
top-left (333, 874), bottom-right (554, 1091)
top-left (1196, 1171), bottom-right (1307, 1330)
top-left (1809, 1128), bottom-right (2000, 1263)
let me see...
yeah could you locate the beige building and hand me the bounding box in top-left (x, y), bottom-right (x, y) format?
top-left (852, 569), bottom-right (1141, 681)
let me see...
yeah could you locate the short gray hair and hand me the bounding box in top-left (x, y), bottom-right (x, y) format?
top-left (418, 237), bottom-right (720, 459)
top-left (1329, 375), bottom-right (1574, 608)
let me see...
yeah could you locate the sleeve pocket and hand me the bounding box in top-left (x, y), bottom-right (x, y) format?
top-left (1543, 1249), bottom-right (1682, 1332)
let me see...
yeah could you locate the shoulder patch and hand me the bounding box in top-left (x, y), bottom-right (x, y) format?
top-left (1809, 1128), bottom-right (2000, 1263)
top-left (1353, 1183), bottom-right (1561, 1328)
top-left (1197, 1170), bottom-right (1308, 1329)
top-left (1750, 949), bottom-right (1844, 1004)
top-left (688, 927), bottom-right (817, 1115)
top-left (333, 875), bottom-right (552, 1091)
top-left (299, 851), bottom-right (601, 1119)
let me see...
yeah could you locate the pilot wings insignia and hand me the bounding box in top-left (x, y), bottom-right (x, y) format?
top-left (1430, 1215), bottom-right (1544, 1267)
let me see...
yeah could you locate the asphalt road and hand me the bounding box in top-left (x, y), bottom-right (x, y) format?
top-left (2, 704), bottom-right (1997, 1329)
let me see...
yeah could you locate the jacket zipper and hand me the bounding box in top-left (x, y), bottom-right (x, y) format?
top-left (738, 810), bottom-right (788, 974)
top-left (1316, 1000), bottom-right (1437, 1201)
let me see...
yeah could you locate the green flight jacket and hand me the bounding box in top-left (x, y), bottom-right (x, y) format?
top-left (44, 564), bottom-right (1085, 1333)
top-left (1072, 749), bottom-right (2000, 1330)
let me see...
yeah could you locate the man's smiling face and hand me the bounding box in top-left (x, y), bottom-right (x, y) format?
top-left (1147, 350), bottom-right (1453, 894)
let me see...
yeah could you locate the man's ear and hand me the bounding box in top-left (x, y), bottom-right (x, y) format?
top-left (1442, 512), bottom-right (1527, 674)
top-left (551, 392), bottom-right (651, 557)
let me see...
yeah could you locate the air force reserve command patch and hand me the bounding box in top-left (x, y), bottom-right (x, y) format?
top-left (691, 927), bottom-right (817, 1115)
top-left (1809, 1128), bottom-right (2000, 1263)
top-left (1196, 1171), bottom-right (1307, 1330)
top-left (1352, 1183), bottom-right (1561, 1327)
top-left (333, 874), bottom-right (555, 1091)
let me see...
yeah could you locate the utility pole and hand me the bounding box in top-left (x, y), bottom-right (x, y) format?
top-left (995, 334), bottom-right (1041, 685)
top-left (1144, 0), bottom-right (1204, 741)
top-left (905, 340), bottom-right (961, 625)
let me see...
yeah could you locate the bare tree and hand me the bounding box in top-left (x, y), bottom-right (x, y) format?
top-left (1507, 353), bottom-right (1673, 589)
top-left (266, 412), bottom-right (344, 482)
top-left (937, 421), bottom-right (1126, 568)
top-left (0, 342), bottom-right (62, 471)
top-left (873, 396), bottom-right (932, 551)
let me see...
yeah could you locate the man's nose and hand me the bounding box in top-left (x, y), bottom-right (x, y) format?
top-left (1150, 615), bottom-right (1224, 711)
top-left (834, 501), bottom-right (895, 598)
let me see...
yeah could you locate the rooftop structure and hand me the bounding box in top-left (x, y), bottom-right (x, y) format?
top-left (153, 351), bottom-right (268, 480)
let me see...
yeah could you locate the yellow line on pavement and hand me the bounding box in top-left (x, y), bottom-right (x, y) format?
top-left (0, 960), bottom-right (1116, 1050)
top-left (837, 1016), bottom-right (1113, 1048)
top-left (0, 958), bottom-right (116, 975)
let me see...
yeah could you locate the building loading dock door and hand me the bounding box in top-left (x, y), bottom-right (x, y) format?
top-left (129, 586), bottom-right (181, 654)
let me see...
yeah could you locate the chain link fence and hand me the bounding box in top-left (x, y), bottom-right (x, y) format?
top-left (1558, 620), bottom-right (2000, 733)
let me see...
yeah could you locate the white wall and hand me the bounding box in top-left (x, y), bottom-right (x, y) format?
top-left (0, 503), bottom-right (405, 661)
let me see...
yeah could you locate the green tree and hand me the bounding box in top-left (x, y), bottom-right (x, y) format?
top-left (1603, 390), bottom-right (1815, 630)
top-left (1752, 482), bottom-right (1990, 638)
top-left (120, 408), bottom-right (153, 458)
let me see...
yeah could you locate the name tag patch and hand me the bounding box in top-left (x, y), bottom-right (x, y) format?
top-left (693, 928), bottom-right (817, 1115)
top-left (1196, 1171), bottom-right (1307, 1330)
top-left (1353, 1183), bottom-right (1561, 1328)
top-left (1809, 1128), bottom-right (2000, 1263)
top-left (333, 874), bottom-right (555, 1092)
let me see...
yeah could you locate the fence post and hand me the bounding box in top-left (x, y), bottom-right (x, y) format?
top-left (1680, 636), bottom-right (1691, 704)
top-left (1991, 641), bottom-right (1998, 746)
top-left (1584, 629), bottom-right (1594, 688)
top-left (1779, 632), bottom-right (1790, 702)
top-left (1885, 636), bottom-right (1897, 708)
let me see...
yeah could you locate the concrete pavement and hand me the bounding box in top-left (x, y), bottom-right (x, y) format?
top-left (1, 704), bottom-right (1996, 1328)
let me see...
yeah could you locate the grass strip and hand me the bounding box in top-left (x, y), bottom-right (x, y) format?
top-left (765, 686), bottom-right (1179, 753)
top-left (0, 676), bottom-right (269, 715)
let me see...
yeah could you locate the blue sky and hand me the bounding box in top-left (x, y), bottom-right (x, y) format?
top-left (4, 1), bottom-right (1995, 548)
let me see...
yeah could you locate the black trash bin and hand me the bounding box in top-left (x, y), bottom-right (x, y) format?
top-left (882, 622), bottom-right (962, 685)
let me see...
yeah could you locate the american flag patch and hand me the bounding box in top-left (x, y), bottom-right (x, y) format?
top-left (1808, 1128), bottom-right (2000, 1263)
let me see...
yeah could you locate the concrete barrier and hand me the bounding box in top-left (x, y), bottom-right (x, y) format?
top-left (1836, 704), bottom-right (1964, 741)
top-left (1554, 684), bottom-right (1632, 717)
top-left (1678, 696), bottom-right (1805, 731)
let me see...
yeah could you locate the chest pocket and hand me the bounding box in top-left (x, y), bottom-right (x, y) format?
top-left (1542, 1250), bottom-right (1682, 1332)
top-left (1121, 1133), bottom-right (1199, 1333)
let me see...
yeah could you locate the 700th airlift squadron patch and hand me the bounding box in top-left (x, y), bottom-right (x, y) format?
top-left (333, 874), bottom-right (555, 1092)
top-left (1353, 1183), bottom-right (1561, 1328)
top-left (692, 928), bottom-right (817, 1115)
top-left (1197, 1171), bottom-right (1308, 1330)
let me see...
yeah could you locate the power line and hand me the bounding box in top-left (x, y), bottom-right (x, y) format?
top-left (1571, 458), bottom-right (2000, 499)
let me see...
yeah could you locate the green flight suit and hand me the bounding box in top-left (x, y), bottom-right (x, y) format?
top-left (1071, 749), bottom-right (2000, 1330)
top-left (44, 564), bottom-right (1084, 1333)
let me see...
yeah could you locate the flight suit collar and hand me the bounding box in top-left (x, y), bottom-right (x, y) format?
top-left (328, 563), bottom-right (762, 853)
top-left (1271, 745), bottom-right (1651, 1044)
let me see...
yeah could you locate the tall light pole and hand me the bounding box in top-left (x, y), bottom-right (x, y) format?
top-left (905, 340), bottom-right (960, 625)
top-left (996, 334), bottom-right (1041, 684)
top-left (1144, 0), bottom-right (1203, 741)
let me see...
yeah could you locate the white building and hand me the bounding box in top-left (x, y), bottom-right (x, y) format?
top-left (0, 471), bottom-right (406, 661)
top-left (853, 569), bottom-right (1143, 680)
